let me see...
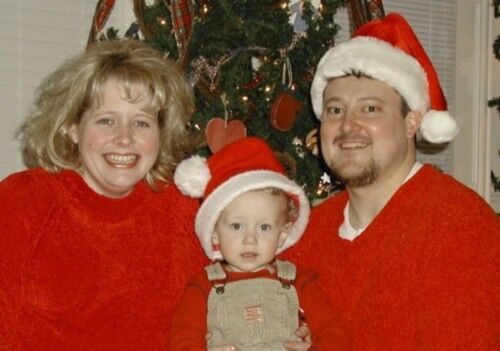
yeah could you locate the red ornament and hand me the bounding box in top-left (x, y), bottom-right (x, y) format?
top-left (241, 74), bottom-right (263, 90)
top-left (270, 92), bottom-right (302, 131)
top-left (205, 118), bottom-right (247, 153)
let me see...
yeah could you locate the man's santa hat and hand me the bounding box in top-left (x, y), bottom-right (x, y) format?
top-left (311, 12), bottom-right (459, 143)
top-left (173, 137), bottom-right (310, 261)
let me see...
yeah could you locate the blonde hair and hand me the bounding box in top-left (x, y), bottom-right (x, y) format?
top-left (18, 39), bottom-right (198, 188)
top-left (259, 187), bottom-right (298, 224)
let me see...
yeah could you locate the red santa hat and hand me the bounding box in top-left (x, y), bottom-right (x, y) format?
top-left (310, 12), bottom-right (459, 143)
top-left (173, 137), bottom-right (310, 261)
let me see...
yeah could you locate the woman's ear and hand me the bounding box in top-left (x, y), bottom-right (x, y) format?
top-left (405, 110), bottom-right (423, 139)
top-left (67, 123), bottom-right (79, 144)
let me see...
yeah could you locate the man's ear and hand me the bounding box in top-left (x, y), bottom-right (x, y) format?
top-left (405, 111), bottom-right (423, 139)
top-left (277, 222), bottom-right (293, 248)
top-left (67, 123), bottom-right (79, 144)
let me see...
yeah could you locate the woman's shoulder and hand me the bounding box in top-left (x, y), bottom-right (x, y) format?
top-left (0, 168), bottom-right (59, 194)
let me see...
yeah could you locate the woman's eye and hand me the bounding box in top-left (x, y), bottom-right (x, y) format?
top-left (96, 118), bottom-right (113, 125)
top-left (135, 120), bottom-right (150, 128)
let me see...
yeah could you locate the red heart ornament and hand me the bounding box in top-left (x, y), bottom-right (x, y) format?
top-left (205, 117), bottom-right (247, 153)
top-left (270, 92), bottom-right (303, 131)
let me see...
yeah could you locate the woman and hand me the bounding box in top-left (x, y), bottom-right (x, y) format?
top-left (0, 40), bottom-right (208, 350)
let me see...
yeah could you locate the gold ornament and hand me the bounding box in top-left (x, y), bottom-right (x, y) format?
top-left (305, 128), bottom-right (319, 156)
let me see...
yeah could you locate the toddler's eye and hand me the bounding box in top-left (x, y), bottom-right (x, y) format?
top-left (260, 224), bottom-right (271, 231)
top-left (230, 223), bottom-right (241, 231)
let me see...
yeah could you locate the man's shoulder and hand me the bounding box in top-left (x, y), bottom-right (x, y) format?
top-left (312, 191), bottom-right (349, 213)
top-left (418, 164), bottom-right (494, 210)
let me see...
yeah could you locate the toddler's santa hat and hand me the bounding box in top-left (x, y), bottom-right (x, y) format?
top-left (174, 137), bottom-right (310, 261)
top-left (310, 12), bottom-right (459, 143)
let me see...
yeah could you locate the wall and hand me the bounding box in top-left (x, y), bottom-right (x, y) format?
top-left (453, 0), bottom-right (500, 211)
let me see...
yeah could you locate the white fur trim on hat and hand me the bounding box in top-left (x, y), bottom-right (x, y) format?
top-left (419, 110), bottom-right (459, 144)
top-left (174, 155), bottom-right (211, 198)
top-left (195, 170), bottom-right (310, 261)
top-left (311, 36), bottom-right (429, 118)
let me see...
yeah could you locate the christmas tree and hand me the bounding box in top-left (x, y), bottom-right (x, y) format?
top-left (112, 0), bottom-right (349, 202)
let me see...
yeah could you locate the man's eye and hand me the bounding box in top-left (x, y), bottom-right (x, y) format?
top-left (326, 106), bottom-right (344, 115)
top-left (363, 105), bottom-right (380, 113)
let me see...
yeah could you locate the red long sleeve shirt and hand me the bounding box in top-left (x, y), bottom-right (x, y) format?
top-left (0, 168), bottom-right (208, 350)
top-left (170, 264), bottom-right (351, 350)
top-left (283, 165), bottom-right (499, 350)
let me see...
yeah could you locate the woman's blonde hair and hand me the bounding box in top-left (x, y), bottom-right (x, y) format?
top-left (18, 39), bottom-right (198, 188)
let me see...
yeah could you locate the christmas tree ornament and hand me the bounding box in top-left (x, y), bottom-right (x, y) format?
top-left (305, 128), bottom-right (319, 156)
top-left (133, 0), bottom-right (155, 41)
top-left (205, 94), bottom-right (247, 153)
top-left (320, 172), bottom-right (331, 184)
top-left (166, 0), bottom-right (195, 64)
top-left (87, 0), bottom-right (116, 47)
top-left (292, 137), bottom-right (303, 146)
top-left (205, 118), bottom-right (247, 154)
top-left (289, 0), bottom-right (322, 33)
top-left (270, 92), bottom-right (302, 131)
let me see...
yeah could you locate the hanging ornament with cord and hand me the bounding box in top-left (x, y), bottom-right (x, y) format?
top-left (269, 37), bottom-right (303, 132)
top-left (86, 0), bottom-right (116, 48)
top-left (205, 93), bottom-right (247, 154)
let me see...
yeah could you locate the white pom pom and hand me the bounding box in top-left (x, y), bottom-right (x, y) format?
top-left (173, 155), bottom-right (211, 198)
top-left (419, 110), bottom-right (459, 144)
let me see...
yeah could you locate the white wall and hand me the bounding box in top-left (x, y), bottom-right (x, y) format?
top-left (453, 0), bottom-right (500, 211)
top-left (0, 0), bottom-right (134, 180)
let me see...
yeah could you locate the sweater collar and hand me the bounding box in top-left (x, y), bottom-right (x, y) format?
top-left (339, 162), bottom-right (424, 241)
top-left (58, 170), bottom-right (154, 222)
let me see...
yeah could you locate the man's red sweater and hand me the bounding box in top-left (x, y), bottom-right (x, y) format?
top-left (283, 165), bottom-right (499, 350)
top-left (0, 169), bottom-right (208, 350)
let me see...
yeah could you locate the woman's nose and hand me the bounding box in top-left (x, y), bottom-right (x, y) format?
top-left (114, 124), bottom-right (132, 146)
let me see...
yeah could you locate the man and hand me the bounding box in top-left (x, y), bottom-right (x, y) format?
top-left (283, 13), bottom-right (499, 350)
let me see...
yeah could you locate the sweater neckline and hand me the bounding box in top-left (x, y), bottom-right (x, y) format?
top-left (58, 170), bottom-right (154, 222)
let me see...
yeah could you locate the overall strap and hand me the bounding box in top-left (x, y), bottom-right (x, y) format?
top-left (275, 259), bottom-right (296, 288)
top-left (205, 262), bottom-right (227, 294)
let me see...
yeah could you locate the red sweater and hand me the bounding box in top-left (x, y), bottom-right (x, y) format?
top-left (169, 264), bottom-right (351, 350)
top-left (0, 169), bottom-right (209, 350)
top-left (283, 165), bottom-right (499, 350)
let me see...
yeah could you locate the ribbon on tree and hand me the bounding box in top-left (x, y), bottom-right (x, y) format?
top-left (87, 0), bottom-right (116, 48)
top-left (349, 0), bottom-right (385, 31)
top-left (165, 0), bottom-right (195, 65)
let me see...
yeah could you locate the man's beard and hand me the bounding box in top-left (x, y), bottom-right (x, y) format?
top-left (327, 132), bottom-right (381, 187)
top-left (331, 158), bottom-right (381, 187)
